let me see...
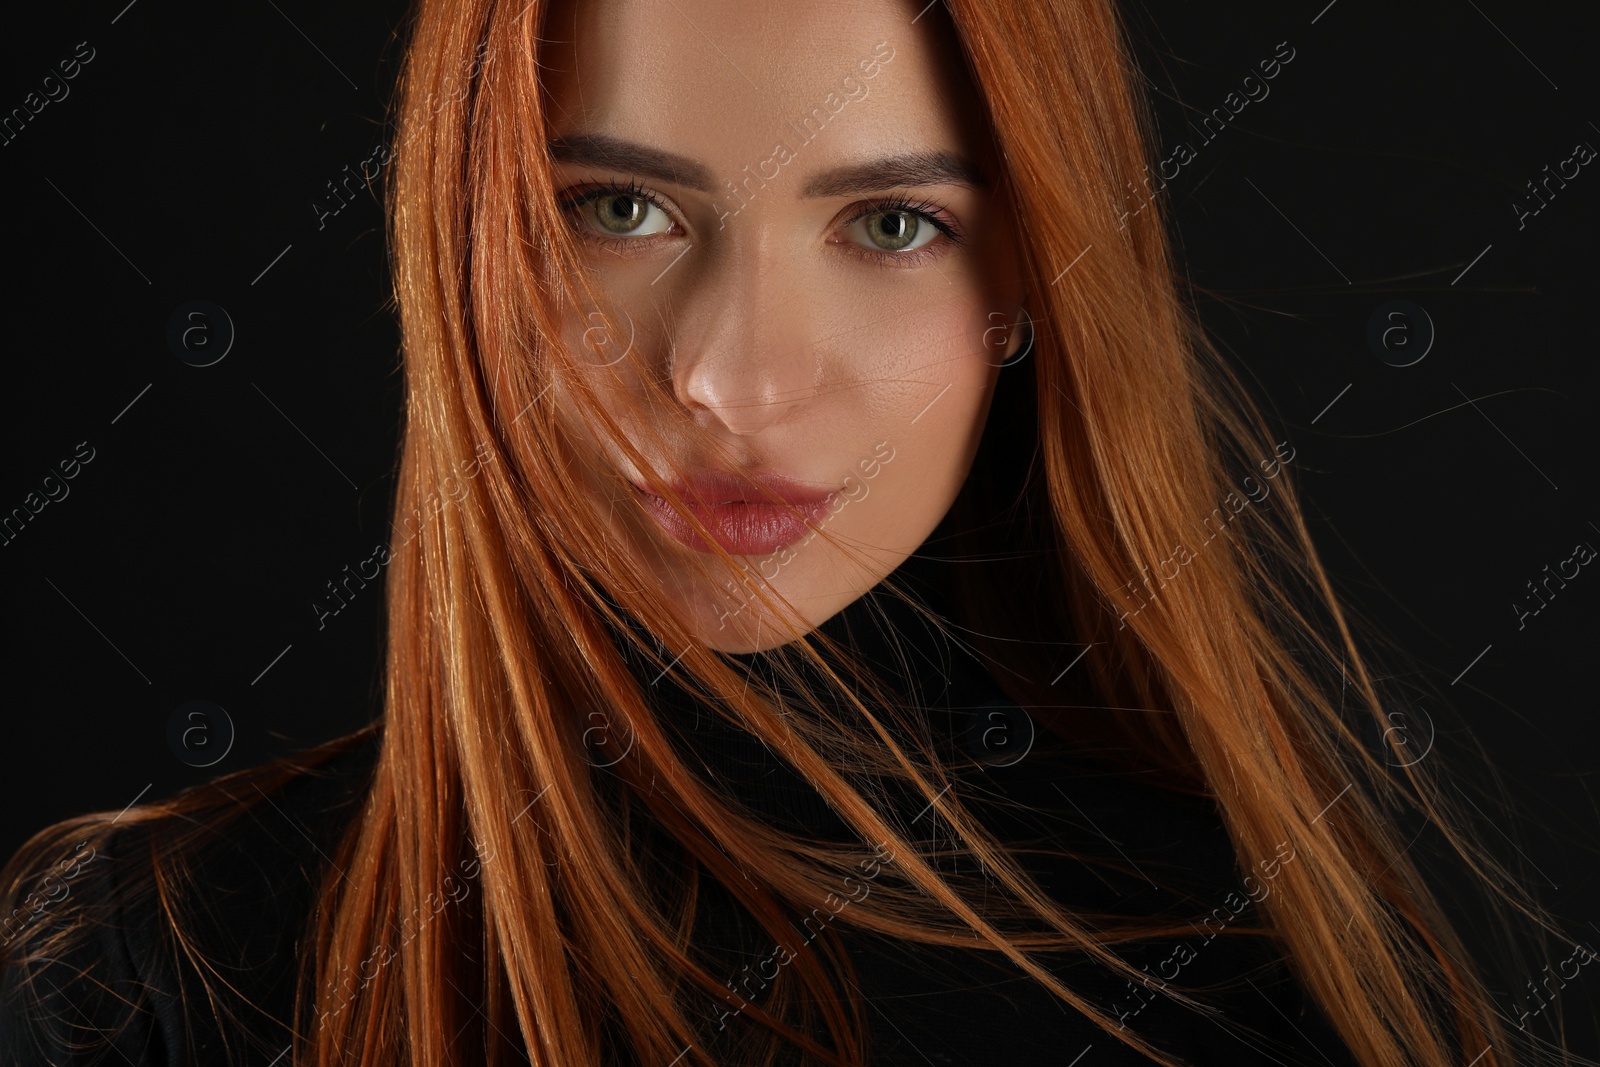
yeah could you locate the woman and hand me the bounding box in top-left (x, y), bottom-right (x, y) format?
top-left (0, 0), bottom-right (1578, 1064)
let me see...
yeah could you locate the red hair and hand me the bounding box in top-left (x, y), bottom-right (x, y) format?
top-left (2, 1), bottom-right (1576, 1065)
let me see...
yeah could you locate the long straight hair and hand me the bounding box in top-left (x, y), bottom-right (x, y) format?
top-left (2, 1), bottom-right (1577, 1065)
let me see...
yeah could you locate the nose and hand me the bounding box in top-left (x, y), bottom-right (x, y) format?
top-left (667, 232), bottom-right (819, 436)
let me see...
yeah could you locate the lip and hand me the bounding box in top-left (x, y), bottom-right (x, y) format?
top-left (630, 471), bottom-right (837, 555)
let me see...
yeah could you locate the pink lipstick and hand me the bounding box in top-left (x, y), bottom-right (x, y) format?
top-left (631, 471), bottom-right (836, 555)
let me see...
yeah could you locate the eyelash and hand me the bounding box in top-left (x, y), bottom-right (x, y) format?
top-left (555, 178), bottom-right (965, 267)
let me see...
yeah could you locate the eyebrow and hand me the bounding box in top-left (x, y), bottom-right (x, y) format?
top-left (547, 132), bottom-right (987, 197)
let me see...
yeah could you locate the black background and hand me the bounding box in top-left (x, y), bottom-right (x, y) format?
top-left (1, 0), bottom-right (1595, 1053)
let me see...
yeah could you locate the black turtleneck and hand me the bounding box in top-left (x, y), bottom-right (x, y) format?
top-left (642, 545), bottom-right (1024, 844)
top-left (638, 552), bottom-right (1361, 1065)
top-left (0, 549), bottom-right (1360, 1066)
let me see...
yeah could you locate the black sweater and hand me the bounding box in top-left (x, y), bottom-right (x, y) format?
top-left (0, 572), bottom-right (1361, 1066)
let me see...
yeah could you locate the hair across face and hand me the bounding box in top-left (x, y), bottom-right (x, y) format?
top-left (534, 0), bottom-right (1027, 652)
top-left (289, 0), bottom-right (1535, 1062)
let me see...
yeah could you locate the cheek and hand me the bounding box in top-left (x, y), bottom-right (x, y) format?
top-left (884, 300), bottom-right (997, 445)
top-left (547, 306), bottom-right (660, 455)
top-left (575, 309), bottom-right (634, 368)
top-left (824, 300), bottom-right (999, 542)
top-left (829, 291), bottom-right (995, 421)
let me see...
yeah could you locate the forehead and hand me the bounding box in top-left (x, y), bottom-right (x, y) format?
top-left (537, 0), bottom-right (991, 176)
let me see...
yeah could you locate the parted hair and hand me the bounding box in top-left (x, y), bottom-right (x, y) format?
top-left (1, 2), bottom-right (1576, 1066)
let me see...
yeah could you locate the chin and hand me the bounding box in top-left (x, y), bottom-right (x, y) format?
top-left (647, 543), bottom-right (895, 653)
top-left (677, 576), bottom-right (860, 654)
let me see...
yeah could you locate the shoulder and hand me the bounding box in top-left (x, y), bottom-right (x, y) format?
top-left (0, 728), bottom-right (381, 1066)
top-left (951, 732), bottom-right (1358, 1063)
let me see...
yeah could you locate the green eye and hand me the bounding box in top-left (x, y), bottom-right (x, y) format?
top-left (844, 208), bottom-right (942, 253)
top-left (838, 194), bottom-right (960, 259)
top-left (591, 194), bottom-right (653, 235)
top-left (565, 185), bottom-right (675, 238)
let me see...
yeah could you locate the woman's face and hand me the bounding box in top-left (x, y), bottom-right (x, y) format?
top-left (539, 0), bottom-right (1026, 653)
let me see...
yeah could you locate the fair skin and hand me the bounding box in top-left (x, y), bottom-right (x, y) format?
top-left (539, 0), bottom-right (1027, 653)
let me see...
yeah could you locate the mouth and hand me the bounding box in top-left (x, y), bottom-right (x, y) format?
top-left (629, 473), bottom-right (836, 555)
